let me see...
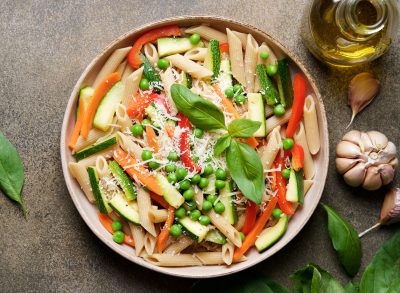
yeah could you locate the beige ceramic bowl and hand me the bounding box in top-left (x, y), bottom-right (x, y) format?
top-left (61, 16), bottom-right (329, 278)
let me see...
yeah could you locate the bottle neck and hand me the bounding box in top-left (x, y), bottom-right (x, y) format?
top-left (336, 0), bottom-right (388, 41)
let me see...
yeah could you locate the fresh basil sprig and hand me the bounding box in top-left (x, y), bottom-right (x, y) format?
top-left (0, 131), bottom-right (26, 216)
top-left (227, 119), bottom-right (261, 138)
top-left (322, 204), bottom-right (362, 277)
top-left (213, 134), bottom-right (231, 156)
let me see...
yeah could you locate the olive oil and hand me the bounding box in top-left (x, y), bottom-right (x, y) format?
top-left (301, 0), bottom-right (399, 67)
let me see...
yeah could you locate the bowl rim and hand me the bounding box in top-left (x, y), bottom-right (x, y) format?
top-left (60, 15), bottom-right (329, 279)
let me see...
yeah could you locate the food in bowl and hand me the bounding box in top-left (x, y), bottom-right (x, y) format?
top-left (67, 23), bottom-right (321, 267)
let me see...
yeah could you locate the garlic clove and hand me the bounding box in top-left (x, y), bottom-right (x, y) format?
top-left (347, 72), bottom-right (380, 128)
top-left (389, 157), bottom-right (399, 168)
top-left (380, 188), bottom-right (400, 225)
top-left (336, 140), bottom-right (362, 159)
top-left (343, 162), bottom-right (367, 187)
top-left (336, 158), bottom-right (359, 174)
top-left (362, 166), bottom-right (383, 190)
top-left (360, 131), bottom-right (374, 153)
top-left (379, 164), bottom-right (395, 185)
top-left (342, 130), bottom-right (362, 145)
top-left (367, 131), bottom-right (389, 150)
top-left (379, 142), bottom-right (398, 164)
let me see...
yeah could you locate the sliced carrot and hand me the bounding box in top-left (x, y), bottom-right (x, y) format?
top-left (68, 96), bottom-right (86, 149)
top-left (220, 43), bottom-right (229, 54)
top-left (146, 125), bottom-right (159, 153)
top-left (150, 192), bottom-right (170, 209)
top-left (113, 147), bottom-right (163, 195)
top-left (127, 92), bottom-right (159, 118)
top-left (233, 197), bottom-right (278, 262)
top-left (165, 124), bottom-right (175, 138)
top-left (80, 72), bottom-right (121, 138)
top-left (156, 206), bottom-right (174, 253)
top-left (212, 84), bottom-right (259, 148)
top-left (98, 212), bottom-right (135, 247)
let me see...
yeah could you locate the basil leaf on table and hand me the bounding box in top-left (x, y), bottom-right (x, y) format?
top-left (359, 231), bottom-right (400, 293)
top-left (227, 119), bottom-right (261, 138)
top-left (0, 131), bottom-right (26, 216)
top-left (322, 204), bottom-right (362, 277)
top-left (226, 140), bottom-right (264, 204)
top-left (213, 134), bottom-right (231, 156)
top-left (345, 282), bottom-right (359, 293)
top-left (170, 84), bottom-right (226, 130)
top-left (290, 263), bottom-right (345, 293)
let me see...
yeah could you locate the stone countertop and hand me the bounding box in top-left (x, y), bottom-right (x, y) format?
top-left (0, 0), bottom-right (399, 291)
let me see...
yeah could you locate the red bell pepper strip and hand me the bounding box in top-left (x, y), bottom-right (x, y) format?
top-left (286, 74), bottom-right (307, 138)
top-left (128, 25), bottom-right (182, 69)
top-left (273, 157), bottom-right (295, 215)
top-left (241, 200), bottom-right (257, 235)
top-left (291, 144), bottom-right (304, 171)
top-left (219, 43), bottom-right (229, 54)
top-left (177, 113), bottom-right (201, 172)
top-left (126, 92), bottom-right (160, 118)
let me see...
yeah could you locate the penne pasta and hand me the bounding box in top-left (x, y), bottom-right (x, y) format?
top-left (115, 104), bottom-right (132, 132)
top-left (78, 146), bottom-right (116, 168)
top-left (266, 108), bottom-right (292, 134)
top-left (122, 63), bottom-right (134, 82)
top-left (259, 126), bottom-right (282, 170)
top-left (137, 188), bottom-right (157, 236)
top-left (294, 122), bottom-right (315, 179)
top-left (194, 188), bottom-right (204, 209)
top-left (95, 155), bottom-right (108, 178)
top-left (244, 34), bottom-right (259, 93)
top-left (93, 47), bottom-right (131, 88)
top-left (184, 47), bottom-right (208, 61)
top-left (208, 211), bottom-right (242, 247)
top-left (231, 30), bottom-right (247, 48)
top-left (185, 25), bottom-right (228, 43)
top-left (122, 67), bottom-right (144, 106)
top-left (73, 128), bottom-right (112, 153)
top-left (164, 236), bottom-right (193, 255)
top-left (159, 67), bottom-right (178, 115)
top-left (116, 60), bottom-right (127, 76)
top-left (144, 43), bottom-right (159, 66)
top-left (226, 28), bottom-right (245, 85)
top-left (129, 223), bottom-right (145, 256)
top-left (221, 242), bottom-right (235, 265)
top-left (148, 208), bottom-right (168, 223)
top-left (116, 131), bottom-right (143, 159)
top-left (165, 54), bottom-right (213, 80)
top-left (303, 95), bottom-right (321, 155)
top-left (144, 232), bottom-right (157, 255)
top-left (234, 213), bottom-right (246, 231)
top-left (304, 179), bottom-right (314, 195)
top-left (68, 162), bottom-right (95, 203)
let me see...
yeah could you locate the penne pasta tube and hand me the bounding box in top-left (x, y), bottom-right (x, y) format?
top-left (68, 162), bottom-right (95, 203)
top-left (164, 236), bottom-right (193, 255)
top-left (244, 34), bottom-right (259, 93)
top-left (184, 47), bottom-right (208, 61)
top-left (78, 146), bottom-right (116, 168)
top-left (159, 67), bottom-right (178, 115)
top-left (137, 188), bottom-right (157, 236)
top-left (194, 188), bottom-right (204, 209)
top-left (73, 128), bottom-right (112, 153)
top-left (129, 223), bottom-right (145, 256)
top-left (122, 67), bottom-right (143, 106)
top-left (265, 105), bottom-right (274, 118)
top-left (304, 179), bottom-right (314, 195)
top-left (93, 47), bottom-right (131, 88)
top-left (144, 232), bottom-right (157, 255)
top-left (259, 126), bottom-right (282, 170)
top-left (231, 30), bottom-right (247, 48)
top-left (266, 108), bottom-right (292, 134)
top-left (303, 95), bottom-right (321, 155)
top-left (148, 208), bottom-right (168, 223)
top-left (221, 242), bottom-right (234, 265)
top-left (144, 43), bottom-right (159, 66)
top-left (226, 28), bottom-right (245, 85)
top-left (208, 210), bottom-right (242, 247)
top-left (116, 131), bottom-right (143, 159)
top-left (294, 122), bottom-right (315, 179)
top-left (95, 155), bottom-right (108, 178)
top-left (234, 212), bottom-right (246, 231)
top-left (166, 54), bottom-right (213, 80)
top-left (185, 25), bottom-right (228, 43)
top-left (122, 64), bottom-right (134, 82)
top-left (116, 104), bottom-right (132, 132)
top-left (115, 60), bottom-right (127, 76)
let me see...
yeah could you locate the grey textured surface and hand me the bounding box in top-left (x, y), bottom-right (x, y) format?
top-left (0, 0), bottom-right (399, 292)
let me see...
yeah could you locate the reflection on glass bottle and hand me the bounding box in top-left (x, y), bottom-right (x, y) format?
top-left (301, 0), bottom-right (399, 67)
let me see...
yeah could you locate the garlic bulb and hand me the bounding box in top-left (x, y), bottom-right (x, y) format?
top-left (335, 130), bottom-right (397, 190)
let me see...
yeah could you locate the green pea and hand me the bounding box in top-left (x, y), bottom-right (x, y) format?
top-left (224, 87), bottom-right (234, 98)
top-left (233, 84), bottom-right (243, 95)
top-left (175, 207), bottom-right (186, 219)
top-left (272, 208), bottom-right (283, 220)
top-left (239, 232), bottom-right (245, 241)
top-left (179, 180), bottom-right (191, 191)
top-left (202, 165), bottom-right (214, 176)
top-left (215, 180), bottom-right (226, 190)
top-left (139, 78), bottom-right (150, 90)
top-left (184, 200), bottom-right (197, 211)
top-left (157, 58), bottom-right (170, 70)
top-left (260, 51), bottom-right (269, 60)
top-left (193, 128), bottom-right (203, 138)
top-left (167, 151), bottom-right (179, 162)
top-left (111, 220), bottom-right (123, 232)
top-left (191, 174), bottom-right (201, 185)
top-left (282, 138), bottom-right (294, 150)
top-left (214, 202), bottom-right (225, 214)
top-left (198, 177), bottom-right (209, 189)
top-left (266, 64), bottom-right (278, 76)
top-left (206, 194), bottom-right (218, 204)
top-left (273, 104), bottom-right (286, 116)
top-left (167, 173), bottom-right (177, 184)
top-left (192, 155), bottom-right (200, 163)
top-left (183, 188), bottom-right (195, 200)
top-left (176, 167), bottom-right (188, 180)
top-left (112, 231), bottom-right (125, 244)
top-left (234, 94), bottom-right (246, 104)
top-left (141, 118), bottom-right (151, 126)
top-left (165, 164), bottom-right (176, 173)
top-left (169, 224), bottom-right (182, 237)
top-left (282, 168), bottom-right (291, 179)
top-left (189, 209), bottom-right (201, 221)
top-left (205, 156), bottom-right (212, 163)
top-left (199, 215), bottom-right (211, 225)
top-left (202, 200), bottom-right (213, 211)
top-left (141, 150), bottom-right (153, 161)
top-left (215, 168), bottom-right (227, 180)
top-left (148, 161), bottom-right (160, 170)
top-left (130, 124), bottom-right (143, 136)
top-left (189, 33), bottom-right (201, 45)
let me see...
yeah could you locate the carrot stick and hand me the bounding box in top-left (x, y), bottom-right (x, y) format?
top-left (150, 192), bottom-right (170, 209)
top-left (233, 197), bottom-right (278, 262)
top-left (212, 84), bottom-right (258, 148)
top-left (80, 72), bottom-right (121, 138)
top-left (98, 212), bottom-right (135, 247)
top-left (113, 147), bottom-right (163, 195)
top-left (165, 124), bottom-right (175, 137)
top-left (156, 206), bottom-right (175, 253)
top-left (68, 96), bottom-right (86, 149)
top-left (146, 125), bottom-right (159, 153)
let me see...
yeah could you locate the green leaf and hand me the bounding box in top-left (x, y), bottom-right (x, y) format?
top-left (345, 282), bottom-right (359, 293)
top-left (0, 131), bottom-right (26, 216)
top-left (170, 84), bottom-right (226, 130)
top-left (321, 204), bottom-right (362, 277)
top-left (290, 263), bottom-right (345, 293)
top-left (213, 134), bottom-right (231, 156)
top-left (359, 231), bottom-right (400, 293)
top-left (228, 119), bottom-right (261, 138)
top-left (226, 140), bottom-right (264, 204)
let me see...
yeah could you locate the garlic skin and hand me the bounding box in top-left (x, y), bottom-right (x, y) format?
top-left (336, 130), bottom-right (397, 191)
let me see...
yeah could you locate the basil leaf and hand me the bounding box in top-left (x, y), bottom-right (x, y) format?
top-left (322, 204), bottom-right (362, 277)
top-left (228, 119), bottom-right (261, 138)
top-left (226, 140), bottom-right (264, 204)
top-left (0, 131), bottom-right (26, 216)
top-left (170, 84), bottom-right (226, 130)
top-left (290, 263), bottom-right (345, 293)
top-left (213, 134), bottom-right (231, 156)
top-left (359, 231), bottom-right (400, 293)
top-left (345, 282), bottom-right (359, 293)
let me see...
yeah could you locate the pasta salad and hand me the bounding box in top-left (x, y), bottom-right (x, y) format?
top-left (67, 24), bottom-right (321, 267)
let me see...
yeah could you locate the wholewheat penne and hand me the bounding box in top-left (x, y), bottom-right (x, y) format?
top-left (294, 122), bottom-right (315, 179)
top-left (144, 43), bottom-right (159, 66)
top-left (244, 34), bottom-right (259, 93)
top-left (137, 188), bottom-right (157, 237)
top-left (129, 223), bottom-right (145, 256)
top-left (68, 162), bottom-right (95, 203)
top-left (266, 108), bottom-right (292, 134)
top-left (303, 95), bottom-right (321, 155)
top-left (209, 211), bottom-right (242, 247)
top-left (226, 28), bottom-right (245, 85)
top-left (122, 67), bottom-right (143, 106)
top-left (166, 54), bottom-right (213, 80)
top-left (184, 47), bottom-right (208, 61)
top-left (185, 25), bottom-right (228, 43)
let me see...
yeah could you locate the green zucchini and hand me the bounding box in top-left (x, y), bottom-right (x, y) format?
top-left (217, 59), bottom-right (232, 92)
top-left (255, 215), bottom-right (288, 252)
top-left (219, 180), bottom-right (237, 225)
top-left (182, 72), bottom-right (192, 89)
top-left (76, 86), bottom-right (94, 119)
top-left (277, 58), bottom-right (294, 108)
top-left (204, 39), bottom-right (221, 79)
top-left (286, 169), bottom-right (304, 203)
top-left (157, 37), bottom-right (195, 57)
top-left (87, 167), bottom-right (111, 214)
top-left (178, 216), bottom-right (210, 242)
top-left (140, 53), bottom-right (163, 93)
top-left (108, 160), bottom-right (136, 201)
top-left (205, 229), bottom-right (227, 245)
top-left (256, 64), bottom-right (279, 106)
top-left (74, 135), bottom-right (117, 161)
top-left (108, 192), bottom-right (140, 224)
top-left (247, 93), bottom-right (266, 137)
